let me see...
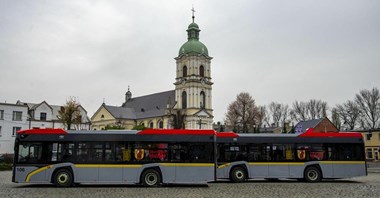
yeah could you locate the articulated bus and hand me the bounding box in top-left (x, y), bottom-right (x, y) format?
top-left (12, 128), bottom-right (366, 187)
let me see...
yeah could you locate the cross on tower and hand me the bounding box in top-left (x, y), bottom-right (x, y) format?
top-left (191, 6), bottom-right (196, 22)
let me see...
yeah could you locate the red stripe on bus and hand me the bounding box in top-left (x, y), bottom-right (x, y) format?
top-left (216, 132), bottom-right (239, 138)
top-left (298, 128), bottom-right (362, 138)
top-left (17, 128), bottom-right (67, 135)
top-left (138, 129), bottom-right (216, 135)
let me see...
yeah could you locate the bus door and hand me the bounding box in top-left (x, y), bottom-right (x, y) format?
top-left (268, 144), bottom-right (289, 177)
top-left (248, 144), bottom-right (269, 178)
top-left (99, 142), bottom-right (123, 182)
top-left (174, 143), bottom-right (214, 183)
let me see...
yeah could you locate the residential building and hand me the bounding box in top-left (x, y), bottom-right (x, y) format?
top-left (16, 101), bottom-right (91, 130)
top-left (0, 101), bottom-right (91, 154)
top-left (0, 102), bottom-right (29, 154)
top-left (294, 117), bottom-right (338, 134)
top-left (358, 129), bottom-right (380, 161)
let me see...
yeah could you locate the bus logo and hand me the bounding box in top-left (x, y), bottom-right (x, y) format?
top-left (297, 149), bottom-right (306, 160)
top-left (134, 149), bottom-right (145, 161)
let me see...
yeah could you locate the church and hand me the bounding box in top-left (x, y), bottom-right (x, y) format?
top-left (91, 13), bottom-right (214, 130)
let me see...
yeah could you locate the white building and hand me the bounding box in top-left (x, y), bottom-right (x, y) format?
top-left (0, 103), bottom-right (29, 154)
top-left (16, 101), bottom-right (91, 130)
top-left (0, 101), bottom-right (91, 154)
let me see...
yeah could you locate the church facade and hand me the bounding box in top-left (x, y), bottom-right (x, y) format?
top-left (91, 15), bottom-right (213, 130)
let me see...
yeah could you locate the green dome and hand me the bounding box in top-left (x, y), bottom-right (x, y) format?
top-left (188, 22), bottom-right (199, 29)
top-left (178, 21), bottom-right (209, 56)
top-left (179, 40), bottom-right (208, 56)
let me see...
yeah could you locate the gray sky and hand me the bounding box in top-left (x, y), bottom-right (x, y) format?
top-left (1, 0), bottom-right (379, 123)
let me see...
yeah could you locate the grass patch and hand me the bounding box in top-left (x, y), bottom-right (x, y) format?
top-left (0, 163), bottom-right (13, 171)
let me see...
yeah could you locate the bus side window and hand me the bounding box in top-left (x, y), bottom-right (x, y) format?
top-left (62, 143), bottom-right (74, 162)
top-left (50, 143), bottom-right (64, 162)
top-left (104, 142), bottom-right (115, 162)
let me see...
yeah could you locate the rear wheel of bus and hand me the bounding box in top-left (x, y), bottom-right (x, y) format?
top-left (53, 169), bottom-right (73, 187)
top-left (141, 169), bottom-right (161, 187)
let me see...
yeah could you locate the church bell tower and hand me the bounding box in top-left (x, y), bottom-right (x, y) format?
top-left (174, 9), bottom-right (214, 129)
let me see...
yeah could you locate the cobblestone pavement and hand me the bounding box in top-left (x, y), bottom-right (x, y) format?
top-left (1, 171), bottom-right (379, 198)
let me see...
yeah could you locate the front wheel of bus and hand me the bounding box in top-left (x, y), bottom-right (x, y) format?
top-left (141, 169), bottom-right (161, 187)
top-left (230, 167), bottom-right (247, 182)
top-left (54, 169), bottom-right (73, 187)
top-left (304, 167), bottom-right (322, 182)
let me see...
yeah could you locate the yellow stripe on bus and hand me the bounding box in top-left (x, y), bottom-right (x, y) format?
top-left (160, 163), bottom-right (214, 167)
top-left (25, 165), bottom-right (53, 182)
top-left (319, 161), bottom-right (365, 164)
top-left (248, 162), bottom-right (305, 166)
top-left (74, 164), bottom-right (142, 168)
top-left (217, 163), bottom-right (231, 169)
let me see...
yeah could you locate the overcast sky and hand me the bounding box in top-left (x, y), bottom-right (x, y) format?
top-left (1, 0), bottom-right (379, 122)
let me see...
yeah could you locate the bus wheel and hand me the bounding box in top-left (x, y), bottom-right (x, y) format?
top-left (141, 169), bottom-right (161, 187)
top-left (53, 169), bottom-right (73, 187)
top-left (304, 167), bottom-right (322, 182)
top-left (230, 167), bottom-right (247, 182)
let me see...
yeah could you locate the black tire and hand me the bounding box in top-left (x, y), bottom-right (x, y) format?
top-left (304, 167), bottom-right (322, 182)
top-left (53, 169), bottom-right (73, 187)
top-left (141, 169), bottom-right (161, 187)
top-left (230, 166), bottom-right (247, 182)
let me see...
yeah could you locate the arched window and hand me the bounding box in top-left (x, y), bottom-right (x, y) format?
top-left (158, 120), bottom-right (164, 128)
top-left (200, 91), bottom-right (206, 109)
top-left (200, 65), bottom-right (204, 77)
top-left (182, 91), bottom-right (187, 109)
top-left (149, 122), bottom-right (154, 128)
top-left (183, 66), bottom-right (187, 77)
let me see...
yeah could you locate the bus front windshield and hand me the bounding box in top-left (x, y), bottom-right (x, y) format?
top-left (17, 143), bottom-right (43, 164)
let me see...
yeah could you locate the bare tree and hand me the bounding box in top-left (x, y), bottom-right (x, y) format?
top-left (331, 108), bottom-right (341, 130)
top-left (267, 102), bottom-right (289, 127)
top-left (166, 99), bottom-right (186, 129)
top-left (306, 99), bottom-right (328, 119)
top-left (224, 92), bottom-right (258, 133)
top-left (256, 105), bottom-right (267, 130)
top-left (291, 99), bottom-right (328, 122)
top-left (335, 100), bottom-right (360, 130)
top-left (355, 87), bottom-right (380, 129)
top-left (291, 101), bottom-right (307, 122)
top-left (57, 97), bottom-right (81, 130)
top-left (280, 104), bottom-right (290, 126)
top-left (268, 102), bottom-right (282, 127)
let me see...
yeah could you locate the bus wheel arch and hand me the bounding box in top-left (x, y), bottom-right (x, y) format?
top-left (230, 165), bottom-right (248, 182)
top-left (304, 165), bottom-right (322, 182)
top-left (140, 167), bottom-right (162, 187)
top-left (52, 167), bottom-right (74, 187)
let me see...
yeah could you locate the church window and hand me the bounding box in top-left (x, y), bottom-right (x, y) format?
top-left (182, 91), bottom-right (187, 109)
top-left (149, 122), bottom-right (154, 128)
top-left (200, 65), bottom-right (204, 77)
top-left (183, 66), bottom-right (187, 77)
top-left (200, 91), bottom-right (206, 109)
top-left (158, 120), bottom-right (164, 128)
